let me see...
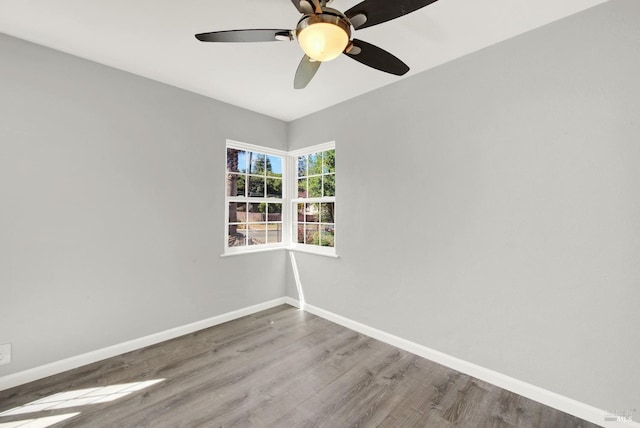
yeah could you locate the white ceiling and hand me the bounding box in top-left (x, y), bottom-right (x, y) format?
top-left (0, 0), bottom-right (608, 122)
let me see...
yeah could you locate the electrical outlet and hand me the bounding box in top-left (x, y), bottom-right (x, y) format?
top-left (0, 343), bottom-right (12, 365)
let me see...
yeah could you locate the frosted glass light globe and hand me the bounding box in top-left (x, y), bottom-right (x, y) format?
top-left (298, 22), bottom-right (349, 62)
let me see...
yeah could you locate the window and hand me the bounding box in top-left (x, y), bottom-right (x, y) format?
top-left (224, 140), bottom-right (336, 256)
top-left (292, 143), bottom-right (336, 255)
top-left (225, 142), bottom-right (286, 253)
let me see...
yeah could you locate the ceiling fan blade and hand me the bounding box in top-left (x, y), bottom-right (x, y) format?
top-left (294, 55), bottom-right (321, 89)
top-left (345, 0), bottom-right (439, 30)
top-left (345, 39), bottom-right (409, 76)
top-left (195, 29), bottom-right (293, 43)
top-left (291, 0), bottom-right (317, 14)
top-left (290, 0), bottom-right (304, 13)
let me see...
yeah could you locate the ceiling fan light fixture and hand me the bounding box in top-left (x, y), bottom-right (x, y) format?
top-left (296, 14), bottom-right (351, 62)
top-left (196, 0), bottom-right (435, 88)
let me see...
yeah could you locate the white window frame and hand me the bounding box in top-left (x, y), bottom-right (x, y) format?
top-left (223, 140), bottom-right (336, 257)
top-left (288, 142), bottom-right (337, 257)
top-left (224, 140), bottom-right (289, 255)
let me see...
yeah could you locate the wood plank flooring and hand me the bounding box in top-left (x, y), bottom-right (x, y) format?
top-left (0, 305), bottom-right (600, 427)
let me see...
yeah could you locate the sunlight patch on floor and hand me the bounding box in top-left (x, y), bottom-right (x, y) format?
top-left (0, 413), bottom-right (79, 428)
top-left (0, 379), bottom-right (164, 428)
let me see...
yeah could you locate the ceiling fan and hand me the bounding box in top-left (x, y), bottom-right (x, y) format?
top-left (195, 0), bottom-right (439, 89)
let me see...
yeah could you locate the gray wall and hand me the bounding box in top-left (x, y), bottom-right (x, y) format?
top-left (2, 0), bottom-right (638, 413)
top-left (287, 0), bottom-right (639, 411)
top-left (0, 33), bottom-right (288, 376)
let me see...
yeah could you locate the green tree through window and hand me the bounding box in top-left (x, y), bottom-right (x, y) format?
top-left (296, 148), bottom-right (335, 248)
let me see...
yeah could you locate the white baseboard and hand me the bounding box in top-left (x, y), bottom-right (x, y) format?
top-left (3, 296), bottom-right (636, 428)
top-left (0, 297), bottom-right (289, 392)
top-left (283, 296), bottom-right (301, 308)
top-left (287, 298), bottom-right (637, 428)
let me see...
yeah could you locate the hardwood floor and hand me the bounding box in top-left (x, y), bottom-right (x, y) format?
top-left (0, 305), bottom-right (600, 427)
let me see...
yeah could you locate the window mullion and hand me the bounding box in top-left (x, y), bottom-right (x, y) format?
top-left (286, 153), bottom-right (297, 247)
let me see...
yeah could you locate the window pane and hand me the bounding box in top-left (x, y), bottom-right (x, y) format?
top-left (237, 175), bottom-right (247, 197)
top-left (298, 178), bottom-right (308, 198)
top-left (248, 224), bottom-right (266, 245)
top-left (320, 203), bottom-right (335, 223)
top-left (297, 224), bottom-right (305, 244)
top-left (248, 203), bottom-right (266, 222)
top-left (308, 176), bottom-right (322, 198)
top-left (323, 149), bottom-right (335, 174)
top-left (267, 223), bottom-right (282, 243)
top-left (308, 153), bottom-right (322, 175)
top-left (305, 203), bottom-right (319, 223)
top-left (268, 203), bottom-right (282, 221)
top-left (228, 224), bottom-right (246, 247)
top-left (228, 173), bottom-right (246, 197)
top-left (321, 224), bottom-right (335, 247)
top-left (267, 155), bottom-right (283, 177)
top-left (228, 202), bottom-right (246, 223)
top-left (298, 155), bottom-right (307, 177)
top-left (239, 151), bottom-right (248, 173)
top-left (229, 202), bottom-right (244, 223)
top-left (248, 175), bottom-right (265, 197)
top-left (249, 153), bottom-right (267, 174)
top-left (297, 203), bottom-right (305, 222)
top-left (227, 149), bottom-right (246, 173)
top-left (323, 174), bottom-right (335, 197)
top-left (305, 224), bottom-right (320, 245)
top-left (266, 177), bottom-right (282, 198)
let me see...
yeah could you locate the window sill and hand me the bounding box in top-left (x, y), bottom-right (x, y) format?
top-left (220, 246), bottom-right (339, 259)
top-left (220, 246), bottom-right (286, 257)
top-left (287, 246), bottom-right (339, 259)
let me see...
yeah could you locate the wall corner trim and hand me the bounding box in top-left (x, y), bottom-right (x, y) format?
top-left (290, 299), bottom-right (638, 428)
top-left (0, 297), bottom-right (290, 392)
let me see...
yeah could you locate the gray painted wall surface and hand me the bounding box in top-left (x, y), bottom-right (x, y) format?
top-left (0, 34), bottom-right (288, 376)
top-left (287, 0), bottom-right (639, 411)
top-left (2, 0), bottom-right (638, 414)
